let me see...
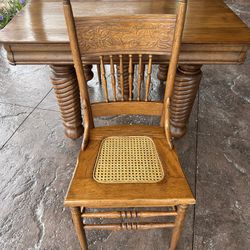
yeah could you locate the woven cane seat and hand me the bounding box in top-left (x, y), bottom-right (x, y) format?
top-left (93, 136), bottom-right (164, 183)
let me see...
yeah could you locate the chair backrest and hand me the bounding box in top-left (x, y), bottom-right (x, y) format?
top-left (63, 0), bottom-right (187, 150)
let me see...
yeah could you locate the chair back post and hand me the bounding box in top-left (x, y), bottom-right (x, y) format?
top-left (63, 0), bottom-right (94, 150)
top-left (163, 0), bottom-right (187, 149)
top-left (64, 0), bottom-right (187, 150)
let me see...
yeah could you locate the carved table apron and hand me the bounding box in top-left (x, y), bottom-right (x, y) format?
top-left (1, 0), bottom-right (249, 139)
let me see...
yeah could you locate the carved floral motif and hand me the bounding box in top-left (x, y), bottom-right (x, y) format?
top-left (76, 19), bottom-right (176, 55)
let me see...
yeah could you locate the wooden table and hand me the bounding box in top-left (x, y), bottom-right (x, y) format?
top-left (1, 0), bottom-right (250, 139)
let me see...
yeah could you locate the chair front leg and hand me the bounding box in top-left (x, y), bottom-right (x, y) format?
top-left (70, 207), bottom-right (88, 250)
top-left (169, 204), bottom-right (188, 250)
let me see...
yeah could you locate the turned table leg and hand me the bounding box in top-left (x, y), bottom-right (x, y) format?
top-left (83, 64), bottom-right (94, 81)
top-left (157, 64), bottom-right (202, 138)
top-left (50, 65), bottom-right (84, 139)
top-left (157, 64), bottom-right (168, 82)
top-left (117, 64), bottom-right (130, 100)
top-left (170, 65), bottom-right (202, 138)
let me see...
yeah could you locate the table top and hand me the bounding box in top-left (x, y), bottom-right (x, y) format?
top-left (0, 0), bottom-right (250, 45)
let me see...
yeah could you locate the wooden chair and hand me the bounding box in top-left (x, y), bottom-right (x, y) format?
top-left (63, 0), bottom-right (195, 249)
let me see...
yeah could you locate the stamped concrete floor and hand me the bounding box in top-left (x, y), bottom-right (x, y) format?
top-left (0, 2), bottom-right (249, 250)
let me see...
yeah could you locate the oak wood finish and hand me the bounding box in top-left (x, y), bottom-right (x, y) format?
top-left (65, 126), bottom-right (195, 249)
top-left (1, 0), bottom-right (249, 139)
top-left (119, 55), bottom-right (125, 101)
top-left (128, 55), bottom-right (133, 101)
top-left (50, 65), bottom-right (84, 139)
top-left (70, 207), bottom-right (88, 250)
top-left (99, 56), bottom-right (108, 102)
top-left (84, 222), bottom-right (175, 230)
top-left (145, 55), bottom-right (153, 101)
top-left (137, 55), bottom-right (144, 101)
top-left (162, 0), bottom-right (187, 147)
top-left (63, 0), bottom-right (94, 150)
top-left (63, 1), bottom-right (195, 249)
top-left (91, 102), bottom-right (163, 117)
top-left (64, 0), bottom-right (187, 148)
top-left (109, 56), bottom-right (117, 101)
top-left (89, 125), bottom-right (167, 140)
top-left (83, 64), bottom-right (94, 81)
top-left (1, 0), bottom-right (250, 46)
top-left (1, 0), bottom-right (249, 64)
top-left (82, 210), bottom-right (178, 219)
top-left (170, 64), bottom-right (202, 137)
top-left (169, 205), bottom-right (188, 250)
top-left (74, 15), bottom-right (176, 56)
top-left (64, 126), bottom-right (195, 208)
top-left (117, 64), bottom-right (129, 100)
top-left (157, 64), bottom-right (202, 137)
top-left (158, 64), bottom-right (169, 82)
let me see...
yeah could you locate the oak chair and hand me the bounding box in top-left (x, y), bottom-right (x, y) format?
top-left (63, 0), bottom-right (195, 249)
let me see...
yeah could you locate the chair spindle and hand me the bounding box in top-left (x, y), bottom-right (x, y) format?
top-left (142, 64), bottom-right (145, 83)
top-left (145, 55), bottom-right (153, 101)
top-left (119, 55), bottom-right (124, 101)
top-left (99, 56), bottom-right (109, 102)
top-left (128, 55), bottom-right (133, 101)
top-left (97, 64), bottom-right (102, 85)
top-left (109, 55), bottom-right (117, 101)
top-left (137, 54), bottom-right (143, 101)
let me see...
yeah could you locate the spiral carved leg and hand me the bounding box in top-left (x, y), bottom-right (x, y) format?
top-left (117, 64), bottom-right (129, 100)
top-left (83, 64), bottom-right (94, 81)
top-left (157, 64), bottom-right (168, 82)
top-left (170, 64), bottom-right (202, 138)
top-left (50, 65), bottom-right (84, 139)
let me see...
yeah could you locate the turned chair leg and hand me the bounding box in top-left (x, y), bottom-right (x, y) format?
top-left (169, 205), bottom-right (188, 250)
top-left (70, 207), bottom-right (88, 250)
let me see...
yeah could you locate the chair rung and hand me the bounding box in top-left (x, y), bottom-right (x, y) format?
top-left (82, 211), bottom-right (177, 219)
top-left (84, 222), bottom-right (175, 230)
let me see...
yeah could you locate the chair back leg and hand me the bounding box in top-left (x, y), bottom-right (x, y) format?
top-left (70, 207), bottom-right (88, 250)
